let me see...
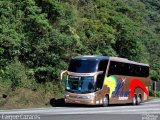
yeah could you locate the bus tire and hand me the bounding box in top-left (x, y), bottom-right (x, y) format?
top-left (102, 95), bottom-right (109, 107)
top-left (136, 95), bottom-right (142, 105)
top-left (133, 95), bottom-right (137, 105)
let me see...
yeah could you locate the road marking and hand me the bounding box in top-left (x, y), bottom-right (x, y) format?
top-left (51, 107), bottom-right (160, 115)
top-left (144, 99), bottom-right (160, 104)
top-left (0, 99), bottom-right (159, 115)
top-left (0, 104), bottom-right (160, 115)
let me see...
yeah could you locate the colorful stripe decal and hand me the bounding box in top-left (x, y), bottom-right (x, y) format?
top-left (103, 75), bottom-right (118, 98)
top-left (130, 79), bottom-right (149, 97)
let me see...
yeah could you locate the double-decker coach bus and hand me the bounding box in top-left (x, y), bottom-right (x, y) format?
top-left (61, 56), bottom-right (150, 106)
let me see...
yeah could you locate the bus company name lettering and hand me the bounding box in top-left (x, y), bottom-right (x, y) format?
top-left (112, 78), bottom-right (130, 100)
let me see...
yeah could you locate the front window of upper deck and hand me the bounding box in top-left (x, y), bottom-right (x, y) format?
top-left (68, 59), bottom-right (99, 73)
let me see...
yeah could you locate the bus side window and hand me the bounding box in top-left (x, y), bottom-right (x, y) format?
top-left (143, 66), bottom-right (149, 77)
top-left (108, 61), bottom-right (123, 76)
top-left (108, 61), bottom-right (149, 77)
top-left (96, 60), bottom-right (108, 90)
top-left (98, 60), bottom-right (108, 73)
top-left (96, 76), bottom-right (104, 90)
top-left (108, 61), bottom-right (116, 75)
top-left (139, 66), bottom-right (149, 77)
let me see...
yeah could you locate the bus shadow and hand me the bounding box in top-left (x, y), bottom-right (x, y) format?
top-left (109, 103), bottom-right (133, 107)
top-left (50, 98), bottom-right (133, 107)
top-left (50, 98), bottom-right (99, 107)
top-left (50, 98), bottom-right (66, 107)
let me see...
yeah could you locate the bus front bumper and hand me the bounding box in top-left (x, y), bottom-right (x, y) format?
top-left (65, 98), bottom-right (96, 105)
top-left (64, 92), bottom-right (97, 105)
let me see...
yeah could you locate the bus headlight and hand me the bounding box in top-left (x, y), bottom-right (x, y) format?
top-left (83, 94), bottom-right (95, 99)
top-left (82, 96), bottom-right (92, 99)
top-left (65, 93), bottom-right (69, 97)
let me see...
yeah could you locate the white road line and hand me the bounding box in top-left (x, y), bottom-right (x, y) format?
top-left (52, 108), bottom-right (160, 115)
top-left (0, 104), bottom-right (160, 115)
top-left (144, 99), bottom-right (160, 104)
top-left (0, 99), bottom-right (159, 115)
top-left (46, 104), bottom-right (160, 113)
top-left (0, 104), bottom-right (156, 114)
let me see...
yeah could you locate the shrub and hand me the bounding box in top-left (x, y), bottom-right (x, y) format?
top-left (156, 91), bottom-right (160, 97)
top-left (149, 89), bottom-right (154, 96)
top-left (3, 60), bottom-right (27, 90)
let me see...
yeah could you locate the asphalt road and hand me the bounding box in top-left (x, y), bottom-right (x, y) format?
top-left (0, 99), bottom-right (160, 120)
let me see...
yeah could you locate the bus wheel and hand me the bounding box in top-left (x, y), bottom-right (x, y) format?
top-left (136, 95), bottom-right (142, 105)
top-left (102, 95), bottom-right (109, 107)
top-left (132, 95), bottom-right (137, 105)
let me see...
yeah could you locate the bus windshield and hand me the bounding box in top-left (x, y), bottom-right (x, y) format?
top-left (68, 59), bottom-right (98, 73)
top-left (66, 76), bottom-right (95, 93)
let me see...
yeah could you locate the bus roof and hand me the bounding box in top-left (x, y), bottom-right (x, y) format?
top-left (72, 56), bottom-right (149, 67)
top-left (109, 57), bottom-right (149, 66)
top-left (73, 55), bottom-right (109, 61)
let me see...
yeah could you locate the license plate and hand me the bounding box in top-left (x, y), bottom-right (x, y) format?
top-left (75, 100), bottom-right (80, 103)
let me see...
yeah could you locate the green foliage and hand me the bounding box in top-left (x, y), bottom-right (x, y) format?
top-left (156, 91), bottom-right (160, 97)
top-left (149, 89), bottom-right (154, 96)
top-left (150, 90), bottom-right (160, 97)
top-left (2, 60), bottom-right (27, 90)
top-left (0, 0), bottom-right (160, 106)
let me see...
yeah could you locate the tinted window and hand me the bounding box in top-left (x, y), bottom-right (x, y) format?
top-left (96, 76), bottom-right (104, 90)
top-left (68, 59), bottom-right (98, 73)
top-left (108, 61), bottom-right (149, 77)
top-left (96, 60), bottom-right (108, 90)
top-left (98, 60), bottom-right (108, 73)
top-left (108, 61), bottom-right (121, 75)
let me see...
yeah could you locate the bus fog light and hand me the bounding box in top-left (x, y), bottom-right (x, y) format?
top-left (100, 99), bottom-right (103, 104)
top-left (96, 101), bottom-right (99, 104)
top-left (91, 100), bottom-right (94, 104)
top-left (83, 96), bottom-right (91, 99)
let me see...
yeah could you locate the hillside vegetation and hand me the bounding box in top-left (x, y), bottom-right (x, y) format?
top-left (0, 0), bottom-right (160, 109)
